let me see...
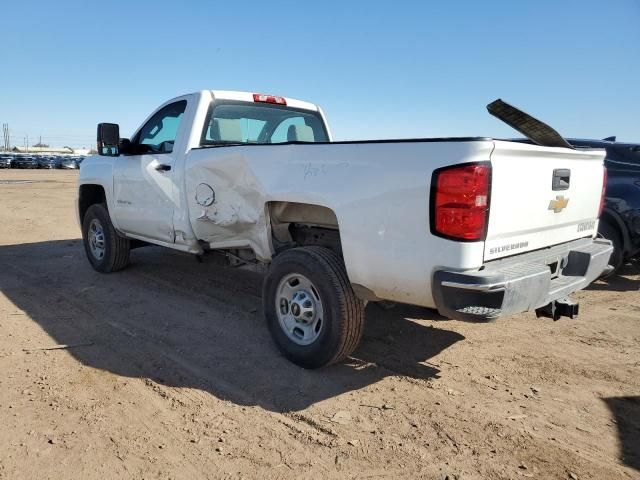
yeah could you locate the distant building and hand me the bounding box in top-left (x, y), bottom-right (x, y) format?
top-left (12, 146), bottom-right (83, 154)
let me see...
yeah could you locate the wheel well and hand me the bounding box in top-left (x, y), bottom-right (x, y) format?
top-left (601, 209), bottom-right (630, 255)
top-left (79, 184), bottom-right (106, 224)
top-left (267, 202), bottom-right (342, 255)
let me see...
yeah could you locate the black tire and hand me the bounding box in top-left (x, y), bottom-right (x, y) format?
top-left (263, 247), bottom-right (365, 369)
top-left (598, 220), bottom-right (623, 277)
top-left (82, 203), bottom-right (130, 273)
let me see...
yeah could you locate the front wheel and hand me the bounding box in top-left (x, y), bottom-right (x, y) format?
top-left (82, 203), bottom-right (130, 273)
top-left (263, 247), bottom-right (365, 369)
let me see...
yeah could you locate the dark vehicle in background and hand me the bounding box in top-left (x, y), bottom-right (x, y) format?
top-left (570, 137), bottom-right (640, 273)
top-left (13, 156), bottom-right (39, 169)
top-left (2, 155), bottom-right (84, 169)
top-left (60, 157), bottom-right (79, 169)
top-left (36, 156), bottom-right (62, 169)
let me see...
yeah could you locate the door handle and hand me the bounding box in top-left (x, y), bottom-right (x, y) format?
top-left (155, 164), bottom-right (172, 172)
top-left (552, 168), bottom-right (570, 191)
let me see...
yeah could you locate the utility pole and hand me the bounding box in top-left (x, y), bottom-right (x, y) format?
top-left (1, 123), bottom-right (8, 151)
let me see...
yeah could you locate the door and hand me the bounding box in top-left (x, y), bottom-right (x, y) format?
top-left (113, 100), bottom-right (187, 242)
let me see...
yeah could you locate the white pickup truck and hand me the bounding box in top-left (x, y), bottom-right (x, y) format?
top-left (78, 90), bottom-right (612, 368)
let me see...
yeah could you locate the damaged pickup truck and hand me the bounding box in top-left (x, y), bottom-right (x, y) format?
top-left (78, 90), bottom-right (612, 368)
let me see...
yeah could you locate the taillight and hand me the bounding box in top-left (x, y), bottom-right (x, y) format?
top-left (253, 93), bottom-right (287, 105)
top-left (431, 163), bottom-right (491, 241)
top-left (599, 166), bottom-right (607, 217)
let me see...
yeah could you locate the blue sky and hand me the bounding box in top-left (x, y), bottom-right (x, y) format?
top-left (1, 0), bottom-right (639, 148)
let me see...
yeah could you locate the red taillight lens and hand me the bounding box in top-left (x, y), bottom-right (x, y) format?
top-left (253, 93), bottom-right (287, 105)
top-left (431, 163), bottom-right (491, 241)
top-left (599, 166), bottom-right (607, 217)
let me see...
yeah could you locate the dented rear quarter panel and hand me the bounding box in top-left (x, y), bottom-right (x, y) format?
top-left (184, 140), bottom-right (494, 307)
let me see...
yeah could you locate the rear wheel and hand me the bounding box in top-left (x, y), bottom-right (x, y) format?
top-left (598, 220), bottom-right (623, 277)
top-left (82, 203), bottom-right (130, 273)
top-left (263, 247), bottom-right (365, 369)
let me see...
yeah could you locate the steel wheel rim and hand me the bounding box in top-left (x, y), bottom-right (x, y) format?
top-left (88, 218), bottom-right (106, 260)
top-left (276, 273), bottom-right (324, 346)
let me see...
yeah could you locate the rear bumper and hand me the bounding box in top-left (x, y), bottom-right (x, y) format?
top-left (432, 237), bottom-right (613, 321)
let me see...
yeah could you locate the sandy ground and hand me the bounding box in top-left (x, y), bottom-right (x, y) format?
top-left (0, 169), bottom-right (638, 480)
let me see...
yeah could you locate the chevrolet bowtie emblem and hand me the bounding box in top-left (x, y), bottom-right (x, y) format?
top-left (548, 195), bottom-right (569, 213)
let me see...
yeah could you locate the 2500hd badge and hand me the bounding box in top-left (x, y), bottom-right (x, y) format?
top-left (577, 220), bottom-right (596, 232)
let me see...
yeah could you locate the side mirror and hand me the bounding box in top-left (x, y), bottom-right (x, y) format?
top-left (97, 123), bottom-right (120, 156)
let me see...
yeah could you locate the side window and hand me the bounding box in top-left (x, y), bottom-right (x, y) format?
top-left (136, 100), bottom-right (187, 153)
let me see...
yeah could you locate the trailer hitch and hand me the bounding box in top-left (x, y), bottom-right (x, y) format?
top-left (535, 297), bottom-right (579, 321)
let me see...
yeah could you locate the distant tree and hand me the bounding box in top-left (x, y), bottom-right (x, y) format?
top-left (33, 142), bottom-right (50, 148)
top-left (88, 148), bottom-right (98, 154)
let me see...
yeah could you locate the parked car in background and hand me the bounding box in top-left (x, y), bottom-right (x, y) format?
top-left (570, 137), bottom-right (640, 273)
top-left (0, 156), bottom-right (13, 168)
top-left (60, 157), bottom-right (79, 169)
top-left (36, 156), bottom-right (62, 169)
top-left (13, 156), bottom-right (39, 168)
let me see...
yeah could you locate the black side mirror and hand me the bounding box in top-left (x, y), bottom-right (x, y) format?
top-left (97, 123), bottom-right (120, 156)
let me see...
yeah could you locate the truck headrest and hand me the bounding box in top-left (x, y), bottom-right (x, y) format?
top-left (210, 119), bottom-right (243, 142)
top-left (287, 124), bottom-right (315, 142)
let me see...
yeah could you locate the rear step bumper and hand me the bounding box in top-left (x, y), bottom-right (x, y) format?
top-left (432, 237), bottom-right (613, 322)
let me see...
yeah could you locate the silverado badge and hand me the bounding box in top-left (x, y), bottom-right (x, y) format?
top-left (548, 195), bottom-right (569, 213)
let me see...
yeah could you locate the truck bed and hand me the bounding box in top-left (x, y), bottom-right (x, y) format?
top-left (183, 137), bottom-right (606, 309)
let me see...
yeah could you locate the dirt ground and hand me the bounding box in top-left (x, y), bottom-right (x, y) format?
top-left (0, 170), bottom-right (638, 480)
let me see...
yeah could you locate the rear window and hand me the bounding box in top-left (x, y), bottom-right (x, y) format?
top-left (200, 101), bottom-right (328, 145)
